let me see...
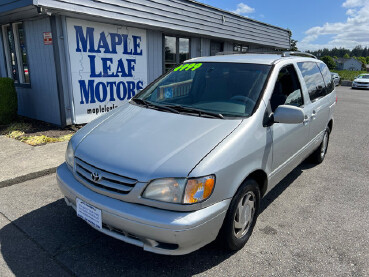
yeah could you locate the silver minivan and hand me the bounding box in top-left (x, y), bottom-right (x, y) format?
top-left (57, 53), bottom-right (336, 255)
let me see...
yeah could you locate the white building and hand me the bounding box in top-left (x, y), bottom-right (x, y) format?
top-left (335, 58), bottom-right (362, 71)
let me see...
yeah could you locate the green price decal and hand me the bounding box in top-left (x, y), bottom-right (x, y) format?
top-left (174, 63), bottom-right (203, 72)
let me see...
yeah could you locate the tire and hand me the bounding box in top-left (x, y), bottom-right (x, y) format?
top-left (309, 126), bottom-right (330, 164)
top-left (218, 179), bottom-right (260, 251)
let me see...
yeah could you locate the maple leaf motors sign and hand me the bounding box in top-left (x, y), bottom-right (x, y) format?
top-left (66, 18), bottom-right (147, 124)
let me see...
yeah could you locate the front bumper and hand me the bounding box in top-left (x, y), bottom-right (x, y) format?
top-left (56, 163), bottom-right (230, 255)
top-left (352, 82), bottom-right (369, 89)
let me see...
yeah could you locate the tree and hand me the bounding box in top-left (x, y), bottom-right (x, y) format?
top-left (321, 56), bottom-right (336, 70)
top-left (352, 45), bottom-right (363, 57)
top-left (304, 45), bottom-right (367, 58)
top-left (366, 56), bottom-right (369, 64)
top-left (290, 39), bottom-right (298, 51)
top-left (356, 57), bottom-right (367, 70)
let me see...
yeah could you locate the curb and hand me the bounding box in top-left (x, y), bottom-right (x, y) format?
top-left (0, 167), bottom-right (57, 188)
top-left (340, 80), bottom-right (352, 86)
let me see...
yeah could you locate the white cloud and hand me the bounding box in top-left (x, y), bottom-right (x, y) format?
top-left (231, 3), bottom-right (255, 15)
top-left (298, 0), bottom-right (369, 51)
top-left (342, 0), bottom-right (367, 8)
top-left (346, 9), bottom-right (356, 16)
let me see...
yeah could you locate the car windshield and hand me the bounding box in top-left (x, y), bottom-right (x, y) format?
top-left (358, 75), bottom-right (369, 79)
top-left (134, 62), bottom-right (271, 118)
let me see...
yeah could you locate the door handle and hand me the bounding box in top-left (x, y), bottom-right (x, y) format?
top-left (311, 110), bottom-right (317, 120)
top-left (303, 115), bottom-right (310, 125)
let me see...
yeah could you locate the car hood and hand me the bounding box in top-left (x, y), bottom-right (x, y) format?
top-left (354, 78), bottom-right (369, 83)
top-left (74, 103), bottom-right (242, 182)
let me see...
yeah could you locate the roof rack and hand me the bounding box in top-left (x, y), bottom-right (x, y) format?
top-left (215, 51), bottom-right (246, 55)
top-left (282, 51), bottom-right (317, 59)
top-left (214, 50), bottom-right (318, 59)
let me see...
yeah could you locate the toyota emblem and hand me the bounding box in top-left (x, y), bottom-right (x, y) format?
top-left (91, 172), bottom-right (101, 182)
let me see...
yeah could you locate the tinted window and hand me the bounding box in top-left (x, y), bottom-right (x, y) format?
top-left (270, 65), bottom-right (303, 112)
top-left (210, 41), bottom-right (224, 56)
top-left (179, 38), bottom-right (190, 63)
top-left (318, 63), bottom-right (334, 94)
top-left (138, 63), bottom-right (272, 117)
top-left (164, 36), bottom-right (190, 72)
top-left (164, 36), bottom-right (177, 72)
top-left (297, 62), bottom-right (326, 102)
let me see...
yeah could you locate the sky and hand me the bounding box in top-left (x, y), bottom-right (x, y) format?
top-left (201, 0), bottom-right (369, 51)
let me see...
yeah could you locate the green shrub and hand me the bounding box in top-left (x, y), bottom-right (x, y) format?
top-left (0, 78), bottom-right (17, 124)
top-left (321, 56), bottom-right (336, 70)
top-left (330, 70), bottom-right (367, 81)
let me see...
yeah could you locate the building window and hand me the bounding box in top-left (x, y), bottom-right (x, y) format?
top-left (210, 40), bottom-right (224, 56)
top-left (1, 23), bottom-right (30, 84)
top-left (233, 43), bottom-right (248, 53)
top-left (164, 36), bottom-right (190, 72)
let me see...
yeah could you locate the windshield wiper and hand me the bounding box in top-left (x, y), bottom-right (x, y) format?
top-left (166, 105), bottom-right (224, 119)
top-left (131, 98), bottom-right (180, 114)
top-left (132, 99), bottom-right (222, 118)
top-left (131, 98), bottom-right (150, 107)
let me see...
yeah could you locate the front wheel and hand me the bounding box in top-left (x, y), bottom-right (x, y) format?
top-left (218, 179), bottom-right (260, 251)
top-left (309, 126), bottom-right (330, 164)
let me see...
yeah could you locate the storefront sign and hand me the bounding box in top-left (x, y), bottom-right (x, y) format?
top-left (66, 18), bottom-right (147, 124)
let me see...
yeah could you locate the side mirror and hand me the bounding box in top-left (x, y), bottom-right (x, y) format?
top-left (273, 105), bottom-right (305, 124)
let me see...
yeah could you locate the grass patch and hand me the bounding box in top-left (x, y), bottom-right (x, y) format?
top-left (1, 121), bottom-right (73, 146)
top-left (331, 70), bottom-right (367, 81)
top-left (20, 134), bottom-right (73, 146)
top-left (7, 130), bottom-right (25, 139)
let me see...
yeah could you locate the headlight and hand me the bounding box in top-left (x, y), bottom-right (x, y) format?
top-left (142, 175), bottom-right (215, 204)
top-left (142, 178), bottom-right (186, 203)
top-left (65, 140), bottom-right (75, 168)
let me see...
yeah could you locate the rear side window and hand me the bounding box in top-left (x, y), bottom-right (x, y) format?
top-left (297, 62), bottom-right (326, 102)
top-left (318, 63), bottom-right (334, 94)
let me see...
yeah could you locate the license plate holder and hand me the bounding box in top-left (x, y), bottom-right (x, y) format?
top-left (76, 198), bottom-right (102, 230)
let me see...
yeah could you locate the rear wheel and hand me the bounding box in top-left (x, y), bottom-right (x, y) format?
top-left (309, 126), bottom-right (330, 164)
top-left (218, 179), bottom-right (260, 251)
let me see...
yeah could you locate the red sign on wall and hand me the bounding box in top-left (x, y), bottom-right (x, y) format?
top-left (43, 32), bottom-right (52, 45)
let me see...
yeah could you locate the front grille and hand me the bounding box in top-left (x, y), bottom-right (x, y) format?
top-left (102, 223), bottom-right (179, 250)
top-left (102, 223), bottom-right (140, 240)
top-left (357, 82), bottom-right (369, 85)
top-left (75, 157), bottom-right (137, 194)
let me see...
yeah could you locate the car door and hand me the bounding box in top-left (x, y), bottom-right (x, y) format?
top-left (297, 62), bottom-right (332, 147)
top-left (269, 64), bottom-right (310, 180)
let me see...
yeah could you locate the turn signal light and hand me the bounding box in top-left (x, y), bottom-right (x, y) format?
top-left (183, 176), bottom-right (215, 204)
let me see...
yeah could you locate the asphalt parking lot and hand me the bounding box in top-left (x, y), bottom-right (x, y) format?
top-left (0, 86), bottom-right (368, 276)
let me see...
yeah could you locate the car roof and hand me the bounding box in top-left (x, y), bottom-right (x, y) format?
top-left (186, 54), bottom-right (318, 65)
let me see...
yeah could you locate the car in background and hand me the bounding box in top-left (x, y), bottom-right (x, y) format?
top-left (331, 72), bottom-right (340, 86)
top-left (352, 74), bottom-right (369, 89)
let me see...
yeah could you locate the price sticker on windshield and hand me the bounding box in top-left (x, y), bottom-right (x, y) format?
top-left (174, 63), bottom-right (203, 72)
